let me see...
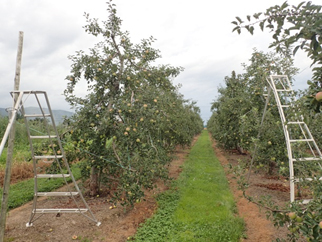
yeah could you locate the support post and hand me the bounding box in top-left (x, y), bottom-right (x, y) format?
top-left (0, 31), bottom-right (24, 242)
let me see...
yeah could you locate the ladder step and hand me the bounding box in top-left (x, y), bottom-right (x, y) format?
top-left (276, 89), bottom-right (292, 92)
top-left (36, 174), bottom-right (70, 178)
top-left (294, 177), bottom-right (322, 182)
top-left (24, 114), bottom-right (51, 118)
top-left (34, 155), bottom-right (63, 159)
top-left (33, 208), bottom-right (88, 214)
top-left (281, 105), bottom-right (290, 108)
top-left (300, 199), bottom-right (311, 205)
top-left (30, 135), bottom-right (57, 139)
top-left (289, 139), bottom-right (314, 142)
top-left (292, 157), bottom-right (322, 162)
top-left (287, 121), bottom-right (305, 124)
top-left (37, 192), bottom-right (79, 196)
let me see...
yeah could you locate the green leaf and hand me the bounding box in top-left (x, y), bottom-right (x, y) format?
top-left (253, 12), bottom-right (262, 19)
top-left (296, 32), bottom-right (304, 41)
top-left (313, 39), bottom-right (320, 51)
top-left (105, 137), bottom-right (113, 149)
top-left (231, 21), bottom-right (238, 25)
top-left (236, 16), bottom-right (243, 24)
top-left (293, 45), bottom-right (300, 55)
top-left (249, 26), bottom-right (254, 35)
top-left (247, 15), bottom-right (251, 21)
top-left (296, 1), bottom-right (305, 10)
top-left (259, 21), bottom-right (265, 31)
top-left (232, 26), bottom-right (240, 33)
top-left (281, 1), bottom-right (288, 9)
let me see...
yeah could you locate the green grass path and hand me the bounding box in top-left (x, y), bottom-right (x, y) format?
top-left (133, 130), bottom-right (245, 241)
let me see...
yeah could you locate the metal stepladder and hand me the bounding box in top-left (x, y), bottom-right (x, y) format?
top-left (263, 75), bottom-right (322, 204)
top-left (0, 90), bottom-right (100, 227)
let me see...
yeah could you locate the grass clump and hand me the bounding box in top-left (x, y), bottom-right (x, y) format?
top-left (133, 130), bottom-right (245, 241)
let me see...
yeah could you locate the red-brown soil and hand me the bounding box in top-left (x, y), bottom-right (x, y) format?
top-left (2, 135), bottom-right (290, 241)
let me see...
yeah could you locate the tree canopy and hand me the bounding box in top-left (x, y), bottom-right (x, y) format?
top-left (232, 1), bottom-right (322, 85)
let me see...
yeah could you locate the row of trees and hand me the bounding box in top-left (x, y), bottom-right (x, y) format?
top-left (208, 1), bottom-right (322, 241)
top-left (63, 1), bottom-right (203, 205)
top-left (207, 49), bottom-right (300, 174)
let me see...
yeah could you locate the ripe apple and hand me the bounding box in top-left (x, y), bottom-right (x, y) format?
top-left (288, 212), bottom-right (297, 220)
top-left (316, 92), bottom-right (322, 102)
top-left (319, 221), bottom-right (322, 228)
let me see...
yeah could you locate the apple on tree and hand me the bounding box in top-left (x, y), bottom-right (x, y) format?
top-left (316, 92), bottom-right (322, 102)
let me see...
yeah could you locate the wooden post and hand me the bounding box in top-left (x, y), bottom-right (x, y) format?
top-left (0, 31), bottom-right (24, 242)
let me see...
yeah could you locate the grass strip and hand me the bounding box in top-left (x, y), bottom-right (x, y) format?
top-left (133, 130), bottom-right (245, 241)
top-left (0, 164), bottom-right (81, 210)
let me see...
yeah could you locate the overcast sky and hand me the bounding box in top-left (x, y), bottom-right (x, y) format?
top-left (0, 0), bottom-right (314, 123)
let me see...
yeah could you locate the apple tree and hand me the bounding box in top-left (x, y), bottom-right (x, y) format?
top-left (64, 1), bottom-right (203, 205)
top-left (208, 49), bottom-right (298, 174)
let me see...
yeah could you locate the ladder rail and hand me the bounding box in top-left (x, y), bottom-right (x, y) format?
top-left (267, 76), bottom-right (296, 202)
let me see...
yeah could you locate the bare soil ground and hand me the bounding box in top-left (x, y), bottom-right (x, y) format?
top-left (3, 135), bottom-right (290, 241)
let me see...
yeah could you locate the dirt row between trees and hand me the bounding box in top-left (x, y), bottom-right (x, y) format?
top-left (3, 135), bottom-right (289, 241)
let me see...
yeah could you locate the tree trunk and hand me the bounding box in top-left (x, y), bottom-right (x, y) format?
top-left (90, 166), bottom-right (99, 196)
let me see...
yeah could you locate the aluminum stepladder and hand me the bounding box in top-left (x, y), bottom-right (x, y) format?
top-left (0, 90), bottom-right (100, 227)
top-left (263, 75), bottom-right (322, 204)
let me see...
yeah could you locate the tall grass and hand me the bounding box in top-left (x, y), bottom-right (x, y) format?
top-left (133, 130), bottom-right (245, 241)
